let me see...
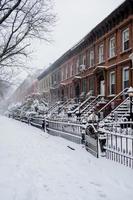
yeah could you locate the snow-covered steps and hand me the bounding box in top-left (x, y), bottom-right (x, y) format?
top-left (100, 97), bottom-right (130, 125)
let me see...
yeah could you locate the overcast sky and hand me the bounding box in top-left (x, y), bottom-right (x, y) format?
top-left (28, 0), bottom-right (124, 72)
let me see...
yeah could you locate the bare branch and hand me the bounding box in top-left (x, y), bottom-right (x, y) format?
top-left (0, 0), bottom-right (56, 92)
top-left (0, 0), bottom-right (22, 25)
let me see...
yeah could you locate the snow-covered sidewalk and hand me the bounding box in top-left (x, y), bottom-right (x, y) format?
top-left (0, 116), bottom-right (133, 200)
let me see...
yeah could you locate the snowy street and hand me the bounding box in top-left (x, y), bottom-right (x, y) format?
top-left (0, 116), bottom-right (133, 200)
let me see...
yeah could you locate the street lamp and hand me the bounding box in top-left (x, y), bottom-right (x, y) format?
top-left (127, 86), bottom-right (133, 121)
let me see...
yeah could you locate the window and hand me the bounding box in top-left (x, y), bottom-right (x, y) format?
top-left (65, 66), bottom-right (67, 79)
top-left (76, 59), bottom-right (79, 74)
top-left (52, 75), bottom-right (54, 85)
top-left (79, 54), bottom-right (83, 65)
top-left (70, 64), bottom-right (73, 77)
top-left (98, 44), bottom-right (104, 63)
top-left (83, 55), bottom-right (86, 65)
top-left (58, 70), bottom-right (61, 82)
top-left (63, 66), bottom-right (67, 80)
top-left (67, 64), bottom-right (70, 78)
top-left (48, 77), bottom-right (50, 87)
top-left (87, 50), bottom-right (90, 66)
top-left (90, 50), bottom-right (94, 67)
top-left (123, 67), bottom-right (129, 89)
top-left (109, 37), bottom-right (115, 58)
top-left (53, 73), bottom-right (56, 85)
top-left (110, 72), bottom-right (115, 95)
top-left (122, 28), bottom-right (129, 52)
top-left (61, 70), bottom-right (63, 81)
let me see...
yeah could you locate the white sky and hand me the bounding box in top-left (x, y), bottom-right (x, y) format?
top-left (26, 0), bottom-right (125, 72)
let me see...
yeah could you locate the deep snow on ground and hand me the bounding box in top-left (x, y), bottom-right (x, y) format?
top-left (0, 116), bottom-right (133, 200)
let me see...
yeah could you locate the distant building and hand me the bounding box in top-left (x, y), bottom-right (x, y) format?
top-left (38, 68), bottom-right (52, 103)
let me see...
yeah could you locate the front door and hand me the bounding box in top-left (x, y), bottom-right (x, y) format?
top-left (100, 80), bottom-right (105, 96)
top-left (75, 84), bottom-right (80, 101)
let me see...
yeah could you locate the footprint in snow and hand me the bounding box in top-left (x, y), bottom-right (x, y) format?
top-left (98, 191), bottom-right (107, 199)
top-left (90, 181), bottom-right (101, 187)
top-left (43, 184), bottom-right (50, 191)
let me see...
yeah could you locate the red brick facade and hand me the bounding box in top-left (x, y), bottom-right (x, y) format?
top-left (38, 0), bottom-right (133, 104)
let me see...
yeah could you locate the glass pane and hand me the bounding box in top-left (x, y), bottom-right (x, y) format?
top-left (124, 69), bottom-right (129, 81)
top-left (124, 80), bottom-right (129, 88)
top-left (111, 84), bottom-right (115, 94)
top-left (124, 41), bottom-right (129, 50)
top-left (124, 29), bottom-right (129, 41)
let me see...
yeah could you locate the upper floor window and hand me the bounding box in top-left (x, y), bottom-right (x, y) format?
top-left (79, 54), bottom-right (83, 65)
top-left (70, 64), bottom-right (73, 76)
top-left (63, 66), bottom-right (67, 80)
top-left (61, 70), bottom-right (63, 81)
top-left (58, 70), bottom-right (61, 82)
top-left (83, 55), bottom-right (86, 65)
top-left (109, 37), bottom-right (115, 58)
top-left (98, 44), bottom-right (104, 63)
top-left (122, 28), bottom-right (129, 52)
top-left (67, 64), bottom-right (70, 78)
top-left (109, 71), bottom-right (115, 95)
top-left (52, 75), bottom-right (54, 85)
top-left (53, 73), bottom-right (57, 85)
top-left (90, 50), bottom-right (94, 67)
top-left (46, 79), bottom-right (48, 88)
top-left (76, 59), bottom-right (79, 74)
top-left (48, 77), bottom-right (51, 86)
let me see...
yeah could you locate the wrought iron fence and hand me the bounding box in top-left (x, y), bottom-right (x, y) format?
top-left (99, 121), bottom-right (133, 168)
top-left (30, 116), bottom-right (44, 129)
top-left (46, 119), bottom-right (86, 144)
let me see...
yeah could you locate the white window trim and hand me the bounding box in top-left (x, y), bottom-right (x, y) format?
top-left (122, 28), bottom-right (129, 52)
top-left (109, 71), bottom-right (115, 95)
top-left (122, 66), bottom-right (129, 89)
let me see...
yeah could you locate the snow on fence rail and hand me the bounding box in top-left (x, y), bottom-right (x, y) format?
top-left (30, 116), bottom-right (44, 129)
top-left (46, 119), bottom-right (86, 144)
top-left (99, 121), bottom-right (133, 168)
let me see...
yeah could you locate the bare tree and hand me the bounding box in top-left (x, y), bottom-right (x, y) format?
top-left (0, 0), bottom-right (56, 81)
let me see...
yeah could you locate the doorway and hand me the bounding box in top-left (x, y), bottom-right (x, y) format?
top-left (75, 84), bottom-right (80, 101)
top-left (100, 80), bottom-right (105, 96)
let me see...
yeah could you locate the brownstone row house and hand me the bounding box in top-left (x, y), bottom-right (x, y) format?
top-left (38, 0), bottom-right (133, 105)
